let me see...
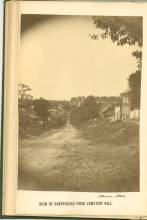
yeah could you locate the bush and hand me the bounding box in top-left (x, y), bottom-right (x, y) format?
top-left (70, 96), bottom-right (100, 125)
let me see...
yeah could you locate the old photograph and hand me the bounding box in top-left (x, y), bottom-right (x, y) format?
top-left (18, 15), bottom-right (142, 192)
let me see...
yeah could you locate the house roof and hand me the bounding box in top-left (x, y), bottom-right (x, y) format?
top-left (120, 88), bottom-right (131, 96)
top-left (100, 105), bottom-right (112, 113)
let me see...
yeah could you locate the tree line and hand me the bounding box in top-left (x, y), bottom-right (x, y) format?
top-left (19, 84), bottom-right (69, 138)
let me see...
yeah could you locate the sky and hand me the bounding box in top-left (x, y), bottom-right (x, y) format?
top-left (20, 15), bottom-right (139, 100)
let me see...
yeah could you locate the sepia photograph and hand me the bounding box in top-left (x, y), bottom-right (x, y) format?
top-left (18, 14), bottom-right (142, 192)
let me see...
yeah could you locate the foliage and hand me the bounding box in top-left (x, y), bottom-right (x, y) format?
top-left (91, 16), bottom-right (142, 47)
top-left (128, 70), bottom-right (141, 109)
top-left (18, 83), bottom-right (38, 138)
top-left (33, 97), bottom-right (50, 120)
top-left (19, 109), bottom-right (43, 138)
top-left (132, 50), bottom-right (142, 70)
top-left (18, 83), bottom-right (33, 109)
top-left (45, 113), bottom-right (68, 129)
top-left (18, 84), bottom-right (68, 138)
top-left (70, 95), bottom-right (100, 125)
top-left (91, 16), bottom-right (142, 110)
top-left (18, 83), bottom-right (33, 100)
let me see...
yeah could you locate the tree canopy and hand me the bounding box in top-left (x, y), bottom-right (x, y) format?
top-left (91, 16), bottom-right (142, 110)
top-left (91, 16), bottom-right (142, 47)
top-left (18, 83), bottom-right (33, 100)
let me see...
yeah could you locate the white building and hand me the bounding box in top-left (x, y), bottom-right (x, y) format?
top-left (114, 106), bottom-right (121, 120)
top-left (130, 109), bottom-right (140, 120)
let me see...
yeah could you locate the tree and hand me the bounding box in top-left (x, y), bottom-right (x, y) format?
top-left (18, 84), bottom-right (34, 137)
top-left (33, 97), bottom-right (49, 120)
top-left (91, 16), bottom-right (142, 46)
top-left (18, 83), bottom-right (33, 100)
top-left (128, 70), bottom-right (141, 109)
top-left (91, 16), bottom-right (142, 109)
top-left (82, 96), bottom-right (99, 120)
top-left (132, 50), bottom-right (142, 70)
top-left (70, 96), bottom-right (100, 125)
top-left (91, 17), bottom-right (142, 68)
top-left (18, 83), bottom-right (33, 110)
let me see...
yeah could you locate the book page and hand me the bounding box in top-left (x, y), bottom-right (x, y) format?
top-left (4, 1), bottom-right (147, 218)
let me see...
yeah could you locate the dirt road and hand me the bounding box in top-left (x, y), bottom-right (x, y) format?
top-left (18, 121), bottom-right (139, 192)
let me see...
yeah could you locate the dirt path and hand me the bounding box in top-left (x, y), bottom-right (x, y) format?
top-left (18, 121), bottom-right (139, 192)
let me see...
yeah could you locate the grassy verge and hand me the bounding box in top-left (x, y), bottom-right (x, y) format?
top-left (77, 118), bottom-right (139, 146)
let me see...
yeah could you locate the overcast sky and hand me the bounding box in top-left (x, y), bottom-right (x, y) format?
top-left (20, 15), bottom-right (139, 100)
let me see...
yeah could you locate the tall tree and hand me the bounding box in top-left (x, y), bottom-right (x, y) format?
top-left (128, 70), bottom-right (141, 109)
top-left (18, 83), bottom-right (33, 110)
top-left (91, 16), bottom-right (143, 109)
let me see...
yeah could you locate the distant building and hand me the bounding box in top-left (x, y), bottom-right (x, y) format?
top-left (100, 105), bottom-right (114, 119)
top-left (130, 109), bottom-right (140, 120)
top-left (70, 97), bottom-right (85, 107)
top-left (114, 88), bottom-right (140, 121)
top-left (120, 88), bottom-right (131, 120)
top-left (114, 105), bottom-right (121, 120)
